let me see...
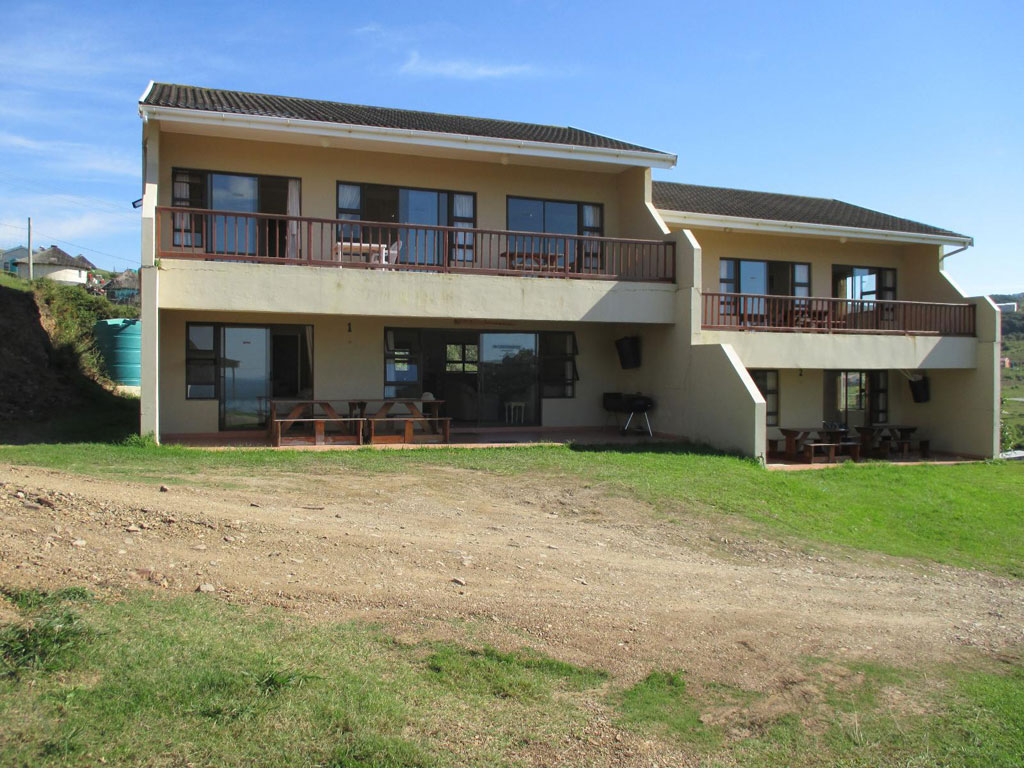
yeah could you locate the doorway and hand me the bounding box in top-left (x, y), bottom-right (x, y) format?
top-left (823, 370), bottom-right (889, 428)
top-left (414, 329), bottom-right (541, 427)
top-left (218, 324), bottom-right (312, 430)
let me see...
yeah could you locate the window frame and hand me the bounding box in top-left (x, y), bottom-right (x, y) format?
top-left (171, 168), bottom-right (301, 256)
top-left (185, 322), bottom-right (218, 400)
top-left (336, 181), bottom-right (477, 262)
top-left (383, 327), bottom-right (423, 398)
top-left (539, 331), bottom-right (580, 399)
top-left (505, 196), bottom-right (605, 237)
top-left (719, 258), bottom-right (811, 296)
top-left (445, 341), bottom-right (479, 373)
top-left (831, 265), bottom-right (897, 301)
top-left (749, 369), bottom-right (779, 426)
top-left (506, 196), bottom-right (605, 272)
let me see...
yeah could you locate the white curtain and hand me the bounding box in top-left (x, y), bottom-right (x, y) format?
top-left (286, 179), bottom-right (301, 260)
top-left (173, 178), bottom-right (192, 247)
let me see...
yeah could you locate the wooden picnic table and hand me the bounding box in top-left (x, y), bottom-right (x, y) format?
top-left (855, 424), bottom-right (918, 457)
top-left (778, 426), bottom-right (854, 461)
top-left (778, 427), bottom-right (828, 460)
top-left (270, 398), bottom-right (448, 445)
top-left (344, 398), bottom-right (445, 431)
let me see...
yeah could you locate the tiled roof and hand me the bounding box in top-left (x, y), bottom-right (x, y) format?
top-left (652, 181), bottom-right (967, 240)
top-left (15, 246), bottom-right (82, 268)
top-left (142, 83), bottom-right (671, 156)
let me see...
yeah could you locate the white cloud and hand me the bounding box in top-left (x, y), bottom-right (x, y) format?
top-left (399, 51), bottom-right (536, 80)
top-left (0, 131), bottom-right (138, 179)
top-left (0, 190), bottom-right (139, 266)
top-left (0, 191), bottom-right (137, 239)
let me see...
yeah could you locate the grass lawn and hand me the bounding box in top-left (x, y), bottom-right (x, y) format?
top-left (1, 441), bottom-right (1022, 577)
top-left (1, 588), bottom-right (1021, 767)
top-left (1002, 337), bottom-right (1024, 449)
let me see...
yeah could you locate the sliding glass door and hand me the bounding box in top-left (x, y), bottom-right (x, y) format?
top-left (217, 325), bottom-right (313, 430)
top-left (400, 189), bottom-right (446, 265)
top-left (220, 327), bottom-right (270, 430)
top-left (478, 333), bottom-right (539, 426)
top-left (210, 174), bottom-right (258, 254)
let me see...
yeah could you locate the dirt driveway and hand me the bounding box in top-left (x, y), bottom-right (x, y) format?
top-left (1, 463), bottom-right (1021, 693)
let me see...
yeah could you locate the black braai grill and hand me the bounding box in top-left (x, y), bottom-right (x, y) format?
top-left (603, 392), bottom-right (655, 437)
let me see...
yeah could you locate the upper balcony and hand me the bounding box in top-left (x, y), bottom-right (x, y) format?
top-left (153, 206), bottom-right (679, 325)
top-left (701, 292), bottom-right (975, 337)
top-left (156, 207), bottom-right (675, 283)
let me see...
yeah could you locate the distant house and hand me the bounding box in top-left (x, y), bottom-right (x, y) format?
top-left (2, 245), bottom-right (28, 274)
top-left (14, 245), bottom-right (89, 285)
top-left (105, 269), bottom-right (140, 305)
top-left (73, 254), bottom-right (97, 270)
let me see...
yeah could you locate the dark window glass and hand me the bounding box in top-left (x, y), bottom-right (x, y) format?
top-left (384, 328), bottom-right (421, 398)
top-left (750, 369), bottom-right (779, 426)
top-left (186, 323), bottom-right (216, 399)
top-left (539, 332), bottom-right (579, 398)
top-left (869, 371), bottom-right (889, 424)
top-left (508, 197), bottom-right (545, 232)
top-left (506, 197), bottom-right (603, 271)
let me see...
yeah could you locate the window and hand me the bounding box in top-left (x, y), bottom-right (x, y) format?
top-left (838, 371), bottom-right (865, 412)
top-left (507, 197), bottom-right (604, 270)
top-left (336, 183), bottom-right (362, 240)
top-left (832, 266), bottom-right (896, 301)
top-left (445, 342), bottom-right (479, 373)
top-left (336, 182), bottom-right (476, 265)
top-left (539, 332), bottom-right (579, 398)
top-left (451, 193), bottom-right (476, 264)
top-left (384, 328), bottom-right (422, 398)
top-left (719, 259), bottom-right (811, 296)
top-left (749, 369), bottom-right (779, 426)
top-left (172, 170), bottom-right (207, 247)
top-left (186, 324), bottom-right (217, 399)
top-left (172, 169), bottom-right (299, 257)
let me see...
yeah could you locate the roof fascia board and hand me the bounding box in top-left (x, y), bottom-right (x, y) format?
top-left (139, 104), bottom-right (677, 169)
top-left (657, 209), bottom-right (973, 247)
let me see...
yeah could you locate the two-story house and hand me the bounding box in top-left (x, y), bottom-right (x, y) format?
top-left (138, 83), bottom-right (999, 458)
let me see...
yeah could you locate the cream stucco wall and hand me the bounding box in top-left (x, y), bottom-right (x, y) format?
top-left (157, 259), bottom-right (676, 325)
top-left (692, 229), bottom-right (951, 300)
top-left (157, 131), bottom-right (649, 237)
top-left (703, 329), bottom-right (978, 370)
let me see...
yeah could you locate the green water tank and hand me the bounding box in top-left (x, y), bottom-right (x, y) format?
top-left (93, 318), bottom-right (142, 386)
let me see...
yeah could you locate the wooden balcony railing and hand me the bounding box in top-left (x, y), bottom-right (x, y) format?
top-left (701, 292), bottom-right (975, 336)
top-left (155, 207), bottom-right (675, 283)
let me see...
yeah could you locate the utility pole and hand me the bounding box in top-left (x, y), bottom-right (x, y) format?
top-left (27, 216), bottom-right (33, 280)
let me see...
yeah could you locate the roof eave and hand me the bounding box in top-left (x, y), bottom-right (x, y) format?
top-left (139, 104), bottom-right (677, 169)
top-left (656, 209), bottom-right (973, 247)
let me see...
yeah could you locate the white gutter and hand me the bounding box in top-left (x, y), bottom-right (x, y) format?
top-left (138, 104), bottom-right (678, 170)
top-left (657, 209), bottom-right (973, 247)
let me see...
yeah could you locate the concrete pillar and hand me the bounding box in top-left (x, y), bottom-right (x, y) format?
top-left (139, 123), bottom-right (161, 440)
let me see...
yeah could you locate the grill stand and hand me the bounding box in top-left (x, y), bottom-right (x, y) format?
top-left (622, 410), bottom-right (653, 438)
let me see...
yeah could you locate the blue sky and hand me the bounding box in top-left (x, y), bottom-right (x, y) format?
top-left (0, 0), bottom-right (1020, 294)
